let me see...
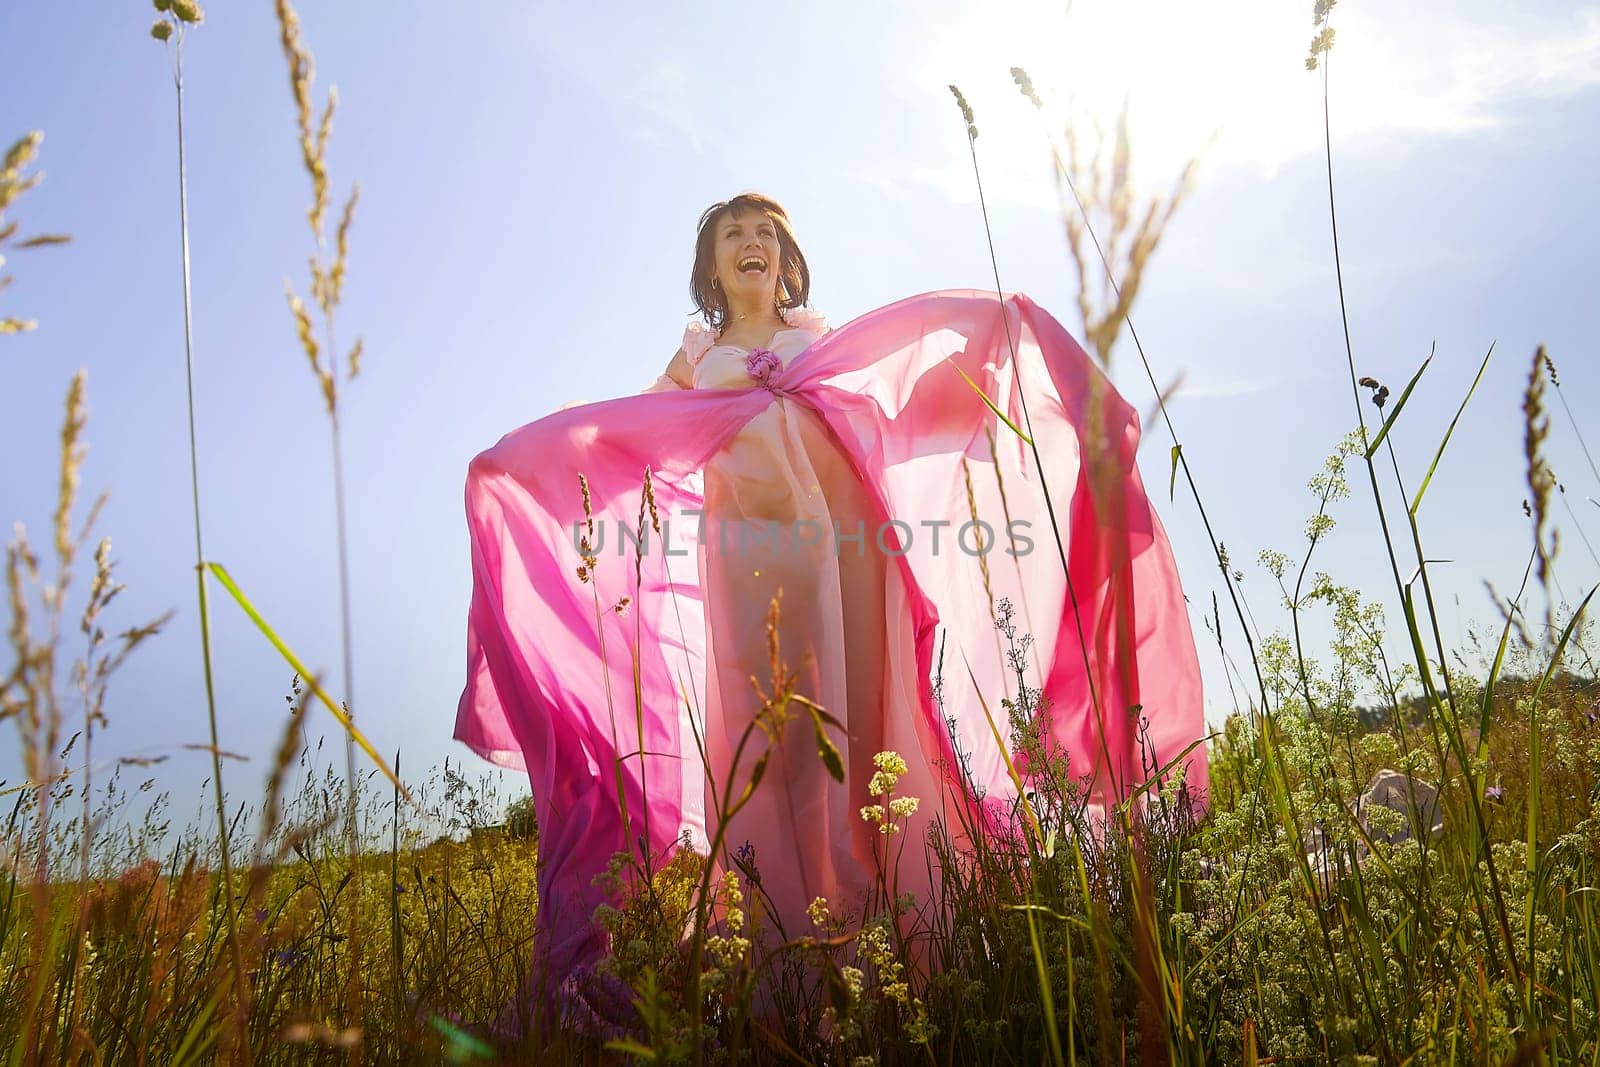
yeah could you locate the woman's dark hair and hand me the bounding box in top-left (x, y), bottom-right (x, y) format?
top-left (690, 192), bottom-right (810, 331)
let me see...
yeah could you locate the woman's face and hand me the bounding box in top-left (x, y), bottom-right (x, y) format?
top-left (711, 207), bottom-right (781, 309)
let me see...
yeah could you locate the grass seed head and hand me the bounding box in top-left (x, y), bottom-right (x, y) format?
top-left (947, 84), bottom-right (978, 141)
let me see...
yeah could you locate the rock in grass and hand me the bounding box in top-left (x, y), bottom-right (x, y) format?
top-left (1355, 768), bottom-right (1442, 846)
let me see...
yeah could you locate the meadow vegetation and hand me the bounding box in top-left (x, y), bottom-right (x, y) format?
top-left (3, 0), bottom-right (1597, 1062)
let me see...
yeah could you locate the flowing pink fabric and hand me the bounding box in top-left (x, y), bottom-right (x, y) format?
top-left (455, 289), bottom-right (1205, 995)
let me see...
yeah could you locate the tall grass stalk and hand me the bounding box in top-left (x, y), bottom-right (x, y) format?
top-left (947, 73), bottom-right (1210, 1062)
top-left (1000, 88), bottom-right (1325, 1025)
top-left (1009, 66), bottom-right (1271, 723)
top-left (1310, 4), bottom-right (1535, 990)
top-left (945, 88), bottom-right (1076, 1067)
top-left (273, 0), bottom-right (367, 1050)
top-left (947, 86), bottom-right (1144, 836)
top-left (149, 7), bottom-right (256, 1056)
top-left (0, 131), bottom-right (70, 336)
top-left (1540, 350), bottom-right (1600, 491)
top-left (5, 372), bottom-right (175, 1059)
top-left (5, 126), bottom-right (174, 1060)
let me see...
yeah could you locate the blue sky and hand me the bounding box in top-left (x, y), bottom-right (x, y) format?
top-left (4, 1), bottom-right (1599, 822)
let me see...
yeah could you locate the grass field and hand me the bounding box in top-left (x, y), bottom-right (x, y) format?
top-left (4, 1), bottom-right (1598, 1062)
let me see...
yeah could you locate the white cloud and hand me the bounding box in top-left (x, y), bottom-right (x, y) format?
top-left (843, 157), bottom-right (1059, 213)
top-left (633, 60), bottom-right (706, 155)
top-left (516, 3), bottom-right (1600, 220)
top-left (518, 11), bottom-right (710, 156)
top-left (873, 1), bottom-right (1600, 199)
top-left (1169, 372), bottom-right (1281, 401)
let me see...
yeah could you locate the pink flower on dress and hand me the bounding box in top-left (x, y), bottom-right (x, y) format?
top-left (745, 347), bottom-right (783, 387)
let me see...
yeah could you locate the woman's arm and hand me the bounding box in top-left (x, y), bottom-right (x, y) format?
top-left (642, 347), bottom-right (693, 392)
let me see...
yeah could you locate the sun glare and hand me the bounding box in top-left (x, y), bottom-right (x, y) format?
top-left (903, 0), bottom-right (1378, 190)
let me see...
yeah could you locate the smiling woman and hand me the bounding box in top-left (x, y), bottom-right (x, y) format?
top-left (645, 195), bottom-right (811, 394)
top-left (454, 190), bottom-right (1206, 1027)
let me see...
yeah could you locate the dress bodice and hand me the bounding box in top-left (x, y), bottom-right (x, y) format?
top-left (681, 308), bottom-right (831, 390)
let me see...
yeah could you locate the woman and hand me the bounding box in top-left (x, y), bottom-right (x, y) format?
top-left (455, 191), bottom-right (1205, 1019)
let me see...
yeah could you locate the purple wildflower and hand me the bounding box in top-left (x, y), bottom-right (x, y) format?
top-left (734, 839), bottom-right (760, 885)
top-left (1486, 785), bottom-right (1504, 802)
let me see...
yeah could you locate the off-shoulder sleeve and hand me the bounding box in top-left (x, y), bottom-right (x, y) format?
top-left (682, 320), bottom-right (716, 367)
top-left (784, 306), bottom-right (830, 334)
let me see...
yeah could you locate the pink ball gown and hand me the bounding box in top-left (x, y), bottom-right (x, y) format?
top-left (454, 289), bottom-right (1205, 1003)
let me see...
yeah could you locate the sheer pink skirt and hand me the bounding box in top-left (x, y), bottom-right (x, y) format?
top-left (699, 395), bottom-right (946, 945)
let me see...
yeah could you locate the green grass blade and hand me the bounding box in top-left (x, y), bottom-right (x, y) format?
top-left (1411, 342), bottom-right (1493, 515)
top-left (1522, 590), bottom-right (1593, 857)
top-left (947, 358), bottom-right (1033, 445)
top-left (806, 704), bottom-right (845, 783)
top-left (1479, 549), bottom-right (1536, 765)
top-left (1122, 733), bottom-right (1215, 806)
top-left (431, 1014), bottom-right (496, 1062)
top-left (1524, 582), bottom-right (1597, 1008)
top-left (960, 651), bottom-right (1042, 846)
top-left (603, 1039), bottom-right (658, 1060)
top-left (1365, 349), bottom-right (1432, 459)
top-left (169, 983), bottom-right (223, 1067)
top-left (204, 561), bottom-right (414, 805)
top-left (1025, 902), bottom-right (1068, 1067)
